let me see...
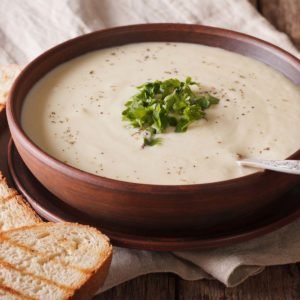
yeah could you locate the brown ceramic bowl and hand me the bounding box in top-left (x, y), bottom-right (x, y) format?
top-left (6, 24), bottom-right (300, 237)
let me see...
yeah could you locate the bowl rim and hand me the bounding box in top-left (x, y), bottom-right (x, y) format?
top-left (6, 23), bottom-right (300, 193)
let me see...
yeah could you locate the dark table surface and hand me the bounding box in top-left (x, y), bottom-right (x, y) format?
top-left (96, 264), bottom-right (300, 299)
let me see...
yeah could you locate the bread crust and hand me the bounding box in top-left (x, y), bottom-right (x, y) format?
top-left (71, 247), bottom-right (112, 300)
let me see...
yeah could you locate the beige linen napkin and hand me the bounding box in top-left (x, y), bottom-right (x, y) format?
top-left (0, 0), bottom-right (299, 292)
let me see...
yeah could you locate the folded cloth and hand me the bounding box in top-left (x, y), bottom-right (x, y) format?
top-left (0, 0), bottom-right (298, 63)
top-left (100, 216), bottom-right (300, 291)
top-left (0, 0), bottom-right (299, 292)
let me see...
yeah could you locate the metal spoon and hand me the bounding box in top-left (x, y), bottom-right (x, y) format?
top-left (237, 159), bottom-right (300, 175)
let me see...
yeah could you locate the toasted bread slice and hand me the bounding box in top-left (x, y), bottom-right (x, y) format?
top-left (0, 172), bottom-right (42, 231)
top-left (0, 64), bottom-right (21, 110)
top-left (0, 222), bottom-right (112, 300)
top-left (0, 173), bottom-right (42, 231)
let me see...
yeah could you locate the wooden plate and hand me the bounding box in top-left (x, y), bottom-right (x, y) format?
top-left (1, 109), bottom-right (300, 250)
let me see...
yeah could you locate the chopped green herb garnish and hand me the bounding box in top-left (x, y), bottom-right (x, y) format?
top-left (122, 77), bottom-right (219, 147)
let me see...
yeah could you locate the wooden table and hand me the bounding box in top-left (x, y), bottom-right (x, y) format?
top-left (97, 264), bottom-right (300, 299)
top-left (96, 1), bottom-right (300, 299)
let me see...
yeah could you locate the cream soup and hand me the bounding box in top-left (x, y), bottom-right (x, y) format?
top-left (21, 43), bottom-right (300, 184)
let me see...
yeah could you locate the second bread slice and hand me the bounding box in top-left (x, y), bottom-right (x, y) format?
top-left (0, 222), bottom-right (112, 300)
top-left (0, 173), bottom-right (41, 231)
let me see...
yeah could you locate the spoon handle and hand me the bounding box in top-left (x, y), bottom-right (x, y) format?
top-left (237, 159), bottom-right (300, 175)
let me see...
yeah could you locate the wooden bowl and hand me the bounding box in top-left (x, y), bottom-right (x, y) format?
top-left (6, 24), bottom-right (300, 237)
